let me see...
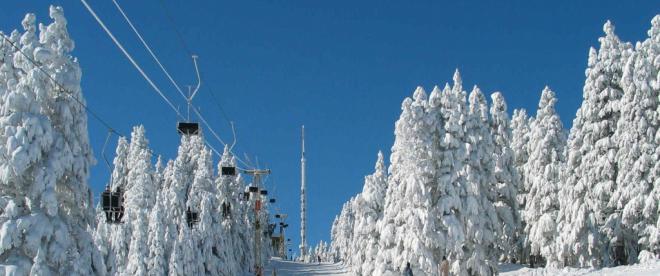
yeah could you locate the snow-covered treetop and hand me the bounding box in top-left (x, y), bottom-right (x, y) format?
top-left (361, 151), bottom-right (387, 207)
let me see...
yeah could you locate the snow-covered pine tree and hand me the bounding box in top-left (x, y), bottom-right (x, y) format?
top-left (350, 151), bottom-right (388, 275)
top-left (164, 134), bottom-right (208, 275)
top-left (557, 20), bottom-right (633, 268)
top-left (0, 6), bottom-right (104, 274)
top-left (611, 15), bottom-right (660, 264)
top-left (332, 197), bottom-right (356, 264)
top-left (429, 77), bottom-right (470, 276)
top-left (147, 192), bottom-right (167, 275)
top-left (523, 87), bottom-right (565, 267)
top-left (234, 173), bottom-right (255, 271)
top-left (146, 160), bottom-right (174, 275)
top-left (215, 145), bottom-right (241, 275)
top-left (489, 92), bottom-right (521, 262)
top-left (94, 136), bottom-right (129, 275)
top-left (510, 108), bottom-right (532, 262)
top-left (462, 86), bottom-right (499, 275)
top-left (641, 15), bottom-right (660, 262)
top-left (375, 87), bottom-right (438, 275)
top-left (190, 146), bottom-right (225, 275)
top-left (124, 126), bottom-right (156, 275)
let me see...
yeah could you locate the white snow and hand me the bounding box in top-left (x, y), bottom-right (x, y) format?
top-left (500, 259), bottom-right (660, 276)
top-left (264, 257), bottom-right (353, 276)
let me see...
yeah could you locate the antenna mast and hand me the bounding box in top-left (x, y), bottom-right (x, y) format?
top-left (300, 125), bottom-right (307, 261)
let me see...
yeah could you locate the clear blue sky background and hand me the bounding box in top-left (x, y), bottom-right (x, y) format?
top-left (2, 1), bottom-right (658, 257)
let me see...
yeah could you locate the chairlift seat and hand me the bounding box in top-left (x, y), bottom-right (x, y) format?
top-left (101, 188), bottom-right (112, 211)
top-left (177, 122), bottom-right (199, 135)
top-left (221, 166), bottom-right (236, 176)
top-left (186, 207), bottom-right (200, 227)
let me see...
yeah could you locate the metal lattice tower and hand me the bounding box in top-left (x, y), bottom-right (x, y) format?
top-left (300, 125), bottom-right (307, 260)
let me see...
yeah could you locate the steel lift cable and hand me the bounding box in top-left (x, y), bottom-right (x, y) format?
top-left (80, 0), bottom-right (184, 120)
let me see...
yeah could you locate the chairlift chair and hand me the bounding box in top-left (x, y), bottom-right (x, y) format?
top-left (186, 207), bottom-right (200, 227)
top-left (101, 185), bottom-right (124, 224)
top-left (221, 166), bottom-right (236, 176)
top-left (249, 186), bottom-right (259, 193)
top-left (221, 202), bottom-right (231, 218)
top-left (177, 122), bottom-right (200, 135)
top-left (260, 190), bottom-right (268, 196)
top-left (269, 198), bottom-right (276, 203)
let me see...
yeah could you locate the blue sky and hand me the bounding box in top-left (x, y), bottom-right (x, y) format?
top-left (2, 1), bottom-right (658, 256)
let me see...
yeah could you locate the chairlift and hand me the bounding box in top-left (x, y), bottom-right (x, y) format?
top-left (249, 186), bottom-right (259, 193)
top-left (275, 214), bottom-right (281, 219)
top-left (260, 190), bottom-right (268, 196)
top-left (269, 198), bottom-right (276, 203)
top-left (222, 202), bottom-right (231, 218)
top-left (177, 56), bottom-right (203, 136)
top-left (100, 132), bottom-right (124, 224)
top-left (101, 185), bottom-right (124, 224)
top-left (221, 166), bottom-right (236, 176)
top-left (186, 207), bottom-right (200, 227)
top-left (177, 122), bottom-right (199, 135)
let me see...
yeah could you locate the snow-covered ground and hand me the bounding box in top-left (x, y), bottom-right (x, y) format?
top-left (264, 258), bottom-right (353, 276)
top-left (500, 260), bottom-right (660, 276)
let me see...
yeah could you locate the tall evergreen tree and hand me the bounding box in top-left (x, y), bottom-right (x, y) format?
top-left (462, 86), bottom-right (499, 275)
top-left (95, 137), bottom-right (129, 275)
top-left (375, 87), bottom-right (438, 274)
top-left (523, 87), bottom-right (565, 267)
top-left (557, 20), bottom-right (633, 268)
top-left (611, 15), bottom-right (660, 263)
top-left (350, 151), bottom-right (388, 275)
top-left (489, 92), bottom-right (520, 261)
top-left (0, 7), bottom-right (104, 274)
top-left (510, 108), bottom-right (532, 262)
top-left (124, 126), bottom-right (155, 275)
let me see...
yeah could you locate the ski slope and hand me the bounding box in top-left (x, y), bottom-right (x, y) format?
top-left (264, 258), bottom-right (353, 276)
top-left (499, 259), bottom-right (660, 276)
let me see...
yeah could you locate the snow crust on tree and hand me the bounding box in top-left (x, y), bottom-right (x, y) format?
top-left (0, 6), bottom-right (104, 275)
top-left (556, 20), bottom-right (633, 268)
top-left (460, 86), bottom-right (500, 275)
top-left (490, 92), bottom-right (521, 262)
top-left (348, 151), bottom-right (388, 275)
top-left (522, 87), bottom-right (566, 267)
top-left (374, 86), bottom-right (441, 275)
